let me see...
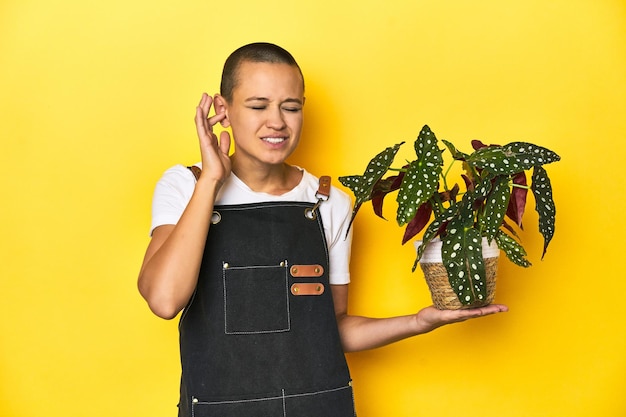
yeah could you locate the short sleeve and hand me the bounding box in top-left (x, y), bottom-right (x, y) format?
top-left (323, 185), bottom-right (354, 285)
top-left (150, 165), bottom-right (197, 235)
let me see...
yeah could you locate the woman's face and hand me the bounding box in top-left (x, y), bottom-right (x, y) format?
top-left (222, 61), bottom-right (305, 169)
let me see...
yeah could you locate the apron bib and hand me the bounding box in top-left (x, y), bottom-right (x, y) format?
top-left (178, 201), bottom-right (355, 417)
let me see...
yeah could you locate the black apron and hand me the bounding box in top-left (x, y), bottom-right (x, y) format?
top-left (177, 201), bottom-right (355, 417)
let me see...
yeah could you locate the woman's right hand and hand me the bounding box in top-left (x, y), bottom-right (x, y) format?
top-left (138, 94), bottom-right (232, 319)
top-left (194, 93), bottom-right (232, 187)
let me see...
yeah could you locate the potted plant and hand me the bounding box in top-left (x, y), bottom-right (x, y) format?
top-left (338, 125), bottom-right (560, 309)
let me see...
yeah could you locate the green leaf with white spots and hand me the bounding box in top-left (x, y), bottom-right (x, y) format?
top-left (472, 175), bottom-right (494, 201)
top-left (467, 142), bottom-right (561, 176)
top-left (455, 189), bottom-right (478, 228)
top-left (442, 222), bottom-right (488, 307)
top-left (441, 139), bottom-right (469, 161)
top-left (396, 125), bottom-right (444, 226)
top-left (339, 142), bottom-right (404, 232)
top-left (531, 166), bottom-right (556, 258)
top-left (415, 184), bottom-right (481, 269)
top-left (412, 204), bottom-right (460, 271)
top-left (480, 175), bottom-right (511, 242)
top-left (338, 142), bottom-right (403, 205)
top-left (495, 232), bottom-right (531, 267)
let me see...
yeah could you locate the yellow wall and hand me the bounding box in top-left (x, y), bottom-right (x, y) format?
top-left (2, 0), bottom-right (625, 416)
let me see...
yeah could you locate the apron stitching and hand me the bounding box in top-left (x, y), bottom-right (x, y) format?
top-left (284, 384), bottom-right (352, 399)
top-left (191, 383), bottom-right (352, 405)
top-left (282, 389), bottom-right (287, 417)
top-left (216, 202), bottom-right (312, 211)
top-left (193, 393), bottom-right (285, 405)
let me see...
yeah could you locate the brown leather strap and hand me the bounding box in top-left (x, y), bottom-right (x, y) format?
top-left (317, 175), bottom-right (331, 199)
top-left (291, 283), bottom-right (325, 296)
top-left (188, 165), bottom-right (202, 181)
top-left (290, 264), bottom-right (324, 277)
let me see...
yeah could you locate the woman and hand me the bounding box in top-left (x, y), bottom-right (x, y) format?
top-left (138, 42), bottom-right (507, 417)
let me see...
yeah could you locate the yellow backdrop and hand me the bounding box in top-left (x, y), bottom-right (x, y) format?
top-left (2, 0), bottom-right (625, 416)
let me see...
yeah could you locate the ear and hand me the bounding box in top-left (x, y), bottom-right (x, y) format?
top-left (213, 94), bottom-right (230, 127)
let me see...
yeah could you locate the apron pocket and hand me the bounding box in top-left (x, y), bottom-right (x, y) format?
top-left (223, 262), bottom-right (290, 334)
top-left (285, 384), bottom-right (356, 417)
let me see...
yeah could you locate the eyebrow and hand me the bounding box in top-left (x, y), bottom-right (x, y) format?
top-left (244, 97), bottom-right (303, 105)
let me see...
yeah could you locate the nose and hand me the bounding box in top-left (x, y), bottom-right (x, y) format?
top-left (266, 106), bottom-right (286, 130)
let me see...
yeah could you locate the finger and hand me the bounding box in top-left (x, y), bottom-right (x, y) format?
top-left (477, 304), bottom-right (509, 315)
top-left (197, 93), bottom-right (213, 130)
top-left (198, 93), bottom-right (210, 117)
top-left (207, 111), bottom-right (227, 129)
top-left (219, 130), bottom-right (231, 155)
top-left (204, 98), bottom-right (215, 131)
top-left (199, 92), bottom-right (211, 108)
top-left (490, 304), bottom-right (509, 313)
top-left (195, 105), bottom-right (212, 141)
top-left (460, 304), bottom-right (509, 319)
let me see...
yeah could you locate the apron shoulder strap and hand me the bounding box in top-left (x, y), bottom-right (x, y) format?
top-left (187, 165), bottom-right (202, 181)
top-left (317, 176), bottom-right (331, 199)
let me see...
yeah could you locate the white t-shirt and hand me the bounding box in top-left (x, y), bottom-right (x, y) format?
top-left (150, 164), bottom-right (353, 285)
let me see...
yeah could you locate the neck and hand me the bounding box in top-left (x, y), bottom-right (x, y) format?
top-left (231, 156), bottom-right (302, 195)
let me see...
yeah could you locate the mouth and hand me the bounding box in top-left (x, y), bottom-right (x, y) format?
top-left (261, 136), bottom-right (288, 144)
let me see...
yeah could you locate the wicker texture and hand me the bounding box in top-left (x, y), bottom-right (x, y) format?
top-left (420, 256), bottom-right (499, 310)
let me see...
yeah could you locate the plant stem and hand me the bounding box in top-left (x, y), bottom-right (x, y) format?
top-left (441, 161), bottom-right (456, 192)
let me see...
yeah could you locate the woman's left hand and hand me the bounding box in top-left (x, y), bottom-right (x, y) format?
top-left (415, 304), bottom-right (509, 333)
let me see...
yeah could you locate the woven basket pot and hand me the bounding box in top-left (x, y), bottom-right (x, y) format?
top-left (414, 238), bottom-right (500, 310)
